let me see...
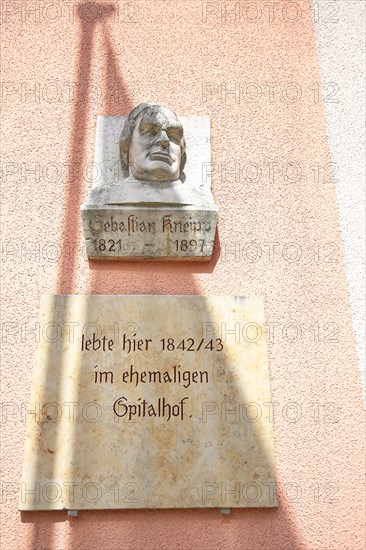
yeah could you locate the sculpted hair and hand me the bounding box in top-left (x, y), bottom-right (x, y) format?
top-left (119, 103), bottom-right (186, 181)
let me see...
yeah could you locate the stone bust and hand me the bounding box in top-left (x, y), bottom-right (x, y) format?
top-left (81, 104), bottom-right (218, 259)
top-left (83, 103), bottom-right (215, 206)
top-left (119, 103), bottom-right (187, 184)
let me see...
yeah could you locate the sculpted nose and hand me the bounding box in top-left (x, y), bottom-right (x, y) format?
top-left (156, 130), bottom-right (169, 147)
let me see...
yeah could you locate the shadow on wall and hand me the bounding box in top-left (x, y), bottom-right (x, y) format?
top-left (21, 3), bottom-right (305, 550)
top-left (55, 2), bottom-right (133, 295)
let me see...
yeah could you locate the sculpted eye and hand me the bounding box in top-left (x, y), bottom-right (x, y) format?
top-left (140, 123), bottom-right (160, 137)
top-left (167, 129), bottom-right (182, 143)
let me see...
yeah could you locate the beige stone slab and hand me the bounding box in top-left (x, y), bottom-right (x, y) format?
top-left (20, 295), bottom-right (277, 510)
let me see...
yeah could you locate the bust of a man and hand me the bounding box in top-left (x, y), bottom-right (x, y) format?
top-left (83, 102), bottom-right (214, 206)
top-left (120, 103), bottom-right (186, 185)
top-left (81, 104), bottom-right (218, 259)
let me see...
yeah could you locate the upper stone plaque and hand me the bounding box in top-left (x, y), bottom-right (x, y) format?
top-left (81, 104), bottom-right (218, 261)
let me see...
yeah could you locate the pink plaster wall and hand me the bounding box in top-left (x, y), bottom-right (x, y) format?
top-left (1, 1), bottom-right (365, 549)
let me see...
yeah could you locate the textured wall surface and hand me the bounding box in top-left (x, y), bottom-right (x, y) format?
top-left (1, 1), bottom-right (365, 549)
top-left (311, 0), bottom-right (366, 403)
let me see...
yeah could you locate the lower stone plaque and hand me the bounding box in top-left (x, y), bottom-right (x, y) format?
top-left (20, 295), bottom-right (277, 510)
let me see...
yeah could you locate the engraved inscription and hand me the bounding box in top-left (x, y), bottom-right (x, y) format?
top-left (82, 208), bottom-right (218, 259)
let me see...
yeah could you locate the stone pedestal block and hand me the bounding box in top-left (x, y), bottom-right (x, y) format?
top-left (81, 205), bottom-right (218, 261)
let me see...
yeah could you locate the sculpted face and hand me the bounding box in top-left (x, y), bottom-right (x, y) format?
top-left (128, 107), bottom-right (184, 183)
